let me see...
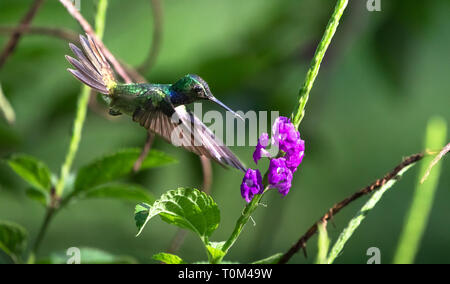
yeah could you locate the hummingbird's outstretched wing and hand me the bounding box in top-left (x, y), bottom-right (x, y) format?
top-left (132, 98), bottom-right (246, 172)
top-left (65, 35), bottom-right (117, 95)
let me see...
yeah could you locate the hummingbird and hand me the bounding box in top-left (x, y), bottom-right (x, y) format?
top-left (65, 35), bottom-right (246, 172)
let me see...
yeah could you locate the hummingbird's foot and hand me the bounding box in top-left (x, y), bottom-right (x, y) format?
top-left (109, 109), bottom-right (122, 116)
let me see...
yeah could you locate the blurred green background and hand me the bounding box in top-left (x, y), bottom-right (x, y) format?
top-left (0, 0), bottom-right (449, 264)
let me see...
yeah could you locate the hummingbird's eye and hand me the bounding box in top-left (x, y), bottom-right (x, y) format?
top-left (193, 85), bottom-right (203, 94)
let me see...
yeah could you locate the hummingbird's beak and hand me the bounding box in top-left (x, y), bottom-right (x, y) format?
top-left (209, 96), bottom-right (244, 121)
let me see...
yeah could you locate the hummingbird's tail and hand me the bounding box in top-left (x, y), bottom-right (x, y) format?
top-left (65, 34), bottom-right (117, 95)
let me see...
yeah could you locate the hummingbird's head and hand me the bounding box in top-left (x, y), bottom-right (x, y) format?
top-left (172, 74), bottom-right (243, 120)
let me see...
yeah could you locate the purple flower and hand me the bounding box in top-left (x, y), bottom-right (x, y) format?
top-left (268, 158), bottom-right (293, 196)
top-left (285, 139), bottom-right (305, 173)
top-left (272, 117), bottom-right (301, 153)
top-left (253, 133), bottom-right (270, 164)
top-left (240, 168), bottom-right (264, 203)
top-left (271, 116), bottom-right (305, 173)
top-left (240, 116), bottom-right (305, 201)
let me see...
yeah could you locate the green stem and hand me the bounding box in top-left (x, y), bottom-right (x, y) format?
top-left (393, 117), bottom-right (447, 264)
top-left (30, 207), bottom-right (55, 258)
top-left (55, 0), bottom-right (109, 197)
top-left (291, 0), bottom-right (348, 129)
top-left (54, 87), bottom-right (90, 197)
top-left (30, 0), bottom-right (109, 260)
top-left (95, 0), bottom-right (108, 40)
top-left (0, 82), bottom-right (15, 124)
top-left (326, 163), bottom-right (418, 264)
top-left (315, 222), bottom-right (330, 264)
top-left (219, 191), bottom-right (266, 262)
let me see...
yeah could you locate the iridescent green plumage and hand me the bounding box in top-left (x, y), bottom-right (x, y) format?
top-left (66, 35), bottom-right (246, 172)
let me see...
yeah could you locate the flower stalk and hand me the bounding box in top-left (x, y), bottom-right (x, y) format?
top-left (218, 190), bottom-right (266, 263)
top-left (221, 0), bottom-right (348, 264)
top-left (291, 0), bottom-right (348, 129)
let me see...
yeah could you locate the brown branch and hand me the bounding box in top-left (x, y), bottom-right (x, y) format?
top-left (421, 143), bottom-right (450, 184)
top-left (0, 0), bottom-right (45, 69)
top-left (58, 0), bottom-right (132, 83)
top-left (123, 62), bottom-right (147, 83)
top-left (200, 156), bottom-right (213, 195)
top-left (166, 229), bottom-right (188, 255)
top-left (0, 26), bottom-right (78, 42)
top-left (138, 0), bottom-right (163, 74)
top-left (277, 152), bottom-right (425, 264)
top-left (133, 132), bottom-right (155, 172)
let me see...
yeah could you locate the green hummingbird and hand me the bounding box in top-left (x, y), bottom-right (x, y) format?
top-left (65, 35), bottom-right (245, 172)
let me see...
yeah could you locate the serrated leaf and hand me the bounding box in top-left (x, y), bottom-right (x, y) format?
top-left (74, 148), bottom-right (176, 192)
top-left (152, 252), bottom-right (186, 264)
top-left (38, 247), bottom-right (137, 264)
top-left (6, 154), bottom-right (52, 193)
top-left (135, 203), bottom-right (151, 232)
top-left (206, 241), bottom-right (226, 264)
top-left (135, 188), bottom-right (220, 243)
top-left (0, 221), bottom-right (28, 262)
top-left (81, 183), bottom-right (154, 203)
top-left (252, 253), bottom-right (283, 264)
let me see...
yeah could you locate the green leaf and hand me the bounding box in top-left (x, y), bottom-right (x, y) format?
top-left (135, 188), bottom-right (220, 243)
top-left (25, 187), bottom-right (48, 207)
top-left (315, 222), bottom-right (330, 264)
top-left (74, 148), bottom-right (176, 192)
top-left (135, 203), bottom-right (151, 233)
top-left (206, 241), bottom-right (226, 264)
top-left (152, 252), bottom-right (186, 264)
top-left (252, 253), bottom-right (284, 264)
top-left (6, 154), bottom-right (52, 193)
top-left (81, 183), bottom-right (155, 203)
top-left (39, 247), bottom-right (137, 264)
top-left (0, 221), bottom-right (28, 262)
